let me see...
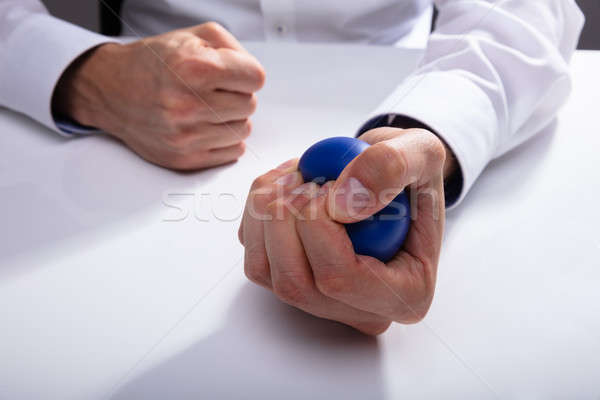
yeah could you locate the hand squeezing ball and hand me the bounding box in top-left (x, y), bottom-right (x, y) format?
top-left (298, 137), bottom-right (411, 262)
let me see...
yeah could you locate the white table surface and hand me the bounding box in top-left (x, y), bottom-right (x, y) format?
top-left (0, 43), bottom-right (599, 400)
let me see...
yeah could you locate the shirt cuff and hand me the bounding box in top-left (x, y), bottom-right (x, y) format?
top-left (0, 13), bottom-right (116, 135)
top-left (359, 72), bottom-right (499, 209)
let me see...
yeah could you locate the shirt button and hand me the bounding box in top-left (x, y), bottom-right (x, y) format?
top-left (276, 25), bottom-right (287, 35)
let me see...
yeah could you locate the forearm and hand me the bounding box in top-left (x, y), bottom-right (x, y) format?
top-left (428, 0), bottom-right (584, 155)
top-left (367, 0), bottom-right (584, 208)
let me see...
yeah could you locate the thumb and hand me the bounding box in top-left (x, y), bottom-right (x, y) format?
top-left (327, 128), bottom-right (446, 223)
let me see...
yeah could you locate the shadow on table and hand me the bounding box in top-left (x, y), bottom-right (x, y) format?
top-left (111, 284), bottom-right (386, 400)
top-left (0, 118), bottom-right (236, 276)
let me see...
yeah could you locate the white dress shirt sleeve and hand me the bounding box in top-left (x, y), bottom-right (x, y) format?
top-left (364, 0), bottom-right (584, 208)
top-left (0, 0), bottom-right (116, 135)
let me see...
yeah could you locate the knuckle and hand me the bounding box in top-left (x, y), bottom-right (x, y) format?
top-left (174, 55), bottom-right (223, 82)
top-left (239, 119), bottom-right (252, 138)
top-left (161, 33), bottom-right (194, 58)
top-left (157, 103), bottom-right (196, 132)
top-left (251, 63), bottom-right (267, 89)
top-left (273, 273), bottom-right (310, 307)
top-left (314, 269), bottom-right (349, 297)
top-left (244, 259), bottom-right (268, 286)
top-left (197, 57), bottom-right (224, 77)
top-left (170, 30), bottom-right (196, 42)
top-left (372, 142), bottom-right (408, 181)
top-left (424, 133), bottom-right (447, 167)
top-left (203, 21), bottom-right (226, 35)
top-left (157, 89), bottom-right (196, 116)
top-left (243, 242), bottom-right (269, 277)
top-left (398, 304), bottom-right (430, 324)
top-left (168, 50), bottom-right (193, 71)
top-left (295, 193), bottom-right (328, 223)
top-left (265, 198), bottom-right (288, 220)
top-left (251, 174), bottom-right (274, 191)
top-left (157, 90), bottom-right (179, 112)
top-left (232, 142), bottom-right (246, 158)
top-left (248, 190), bottom-right (275, 218)
top-left (396, 287), bottom-right (434, 324)
top-left (247, 94), bottom-right (258, 115)
top-left (298, 199), bottom-right (318, 221)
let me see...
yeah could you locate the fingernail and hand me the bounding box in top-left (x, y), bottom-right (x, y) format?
top-left (274, 172), bottom-right (298, 187)
top-left (332, 177), bottom-right (372, 217)
top-left (276, 159), bottom-right (297, 171)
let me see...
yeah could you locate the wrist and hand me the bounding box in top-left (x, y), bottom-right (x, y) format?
top-left (52, 43), bottom-right (125, 129)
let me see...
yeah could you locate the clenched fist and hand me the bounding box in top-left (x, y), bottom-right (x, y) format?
top-left (53, 22), bottom-right (266, 170)
top-left (239, 128), bottom-right (453, 335)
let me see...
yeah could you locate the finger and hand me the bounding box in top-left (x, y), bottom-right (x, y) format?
top-left (238, 158), bottom-right (297, 245)
top-left (160, 90), bottom-right (255, 126)
top-left (297, 189), bottom-right (436, 323)
top-left (264, 182), bottom-right (392, 335)
top-left (205, 142), bottom-right (247, 165)
top-left (212, 48), bottom-right (266, 94)
top-left (171, 119), bottom-right (251, 150)
top-left (385, 170), bottom-right (445, 319)
top-left (265, 182), bottom-right (321, 303)
top-left (241, 160), bottom-right (302, 288)
top-left (202, 119), bottom-right (252, 149)
top-left (201, 91), bottom-right (258, 123)
top-left (190, 22), bottom-right (246, 51)
top-left (328, 128), bottom-right (446, 223)
top-left (162, 142), bottom-right (246, 170)
top-left (177, 48), bottom-right (265, 94)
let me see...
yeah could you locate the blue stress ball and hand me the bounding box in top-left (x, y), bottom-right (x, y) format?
top-left (298, 137), bottom-right (411, 262)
